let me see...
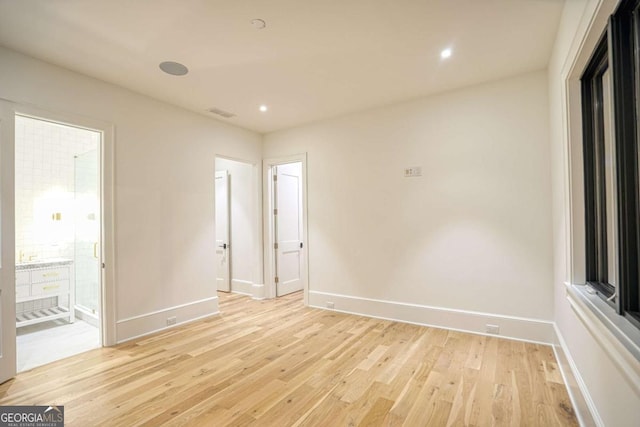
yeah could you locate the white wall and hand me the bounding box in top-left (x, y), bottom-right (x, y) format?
top-left (215, 157), bottom-right (257, 295)
top-left (549, 1), bottom-right (640, 426)
top-left (264, 70), bottom-right (554, 340)
top-left (0, 46), bottom-right (262, 342)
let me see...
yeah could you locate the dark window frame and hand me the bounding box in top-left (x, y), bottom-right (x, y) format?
top-left (581, 0), bottom-right (640, 329)
top-left (582, 35), bottom-right (613, 300)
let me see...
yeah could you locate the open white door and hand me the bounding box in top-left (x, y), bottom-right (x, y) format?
top-left (215, 171), bottom-right (230, 292)
top-left (0, 102), bottom-right (17, 383)
top-left (274, 163), bottom-right (304, 296)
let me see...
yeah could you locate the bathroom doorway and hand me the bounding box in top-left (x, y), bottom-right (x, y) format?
top-left (15, 114), bottom-right (102, 371)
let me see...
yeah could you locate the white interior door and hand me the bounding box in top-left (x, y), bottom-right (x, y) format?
top-left (215, 171), bottom-right (230, 292)
top-left (274, 163), bottom-right (304, 296)
top-left (0, 102), bottom-right (17, 383)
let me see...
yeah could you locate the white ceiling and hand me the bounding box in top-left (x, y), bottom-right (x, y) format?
top-left (0, 0), bottom-right (564, 134)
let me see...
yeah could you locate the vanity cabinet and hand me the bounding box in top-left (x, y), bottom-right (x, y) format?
top-left (16, 260), bottom-right (75, 327)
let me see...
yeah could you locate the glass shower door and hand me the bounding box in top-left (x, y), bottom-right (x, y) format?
top-left (74, 149), bottom-right (100, 323)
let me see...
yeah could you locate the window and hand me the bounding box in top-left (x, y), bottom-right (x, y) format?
top-left (581, 0), bottom-right (640, 329)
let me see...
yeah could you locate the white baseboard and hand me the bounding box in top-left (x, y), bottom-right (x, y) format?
top-left (252, 283), bottom-right (265, 300)
top-left (231, 279), bottom-right (254, 296)
top-left (116, 296), bottom-right (219, 343)
top-left (552, 324), bottom-right (601, 427)
top-left (74, 306), bottom-right (99, 328)
top-left (308, 291), bottom-right (555, 344)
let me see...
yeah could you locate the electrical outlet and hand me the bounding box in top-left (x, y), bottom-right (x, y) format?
top-left (404, 166), bottom-right (422, 177)
top-left (486, 324), bottom-right (500, 334)
top-left (167, 316), bottom-right (177, 326)
top-left (326, 301), bottom-right (335, 309)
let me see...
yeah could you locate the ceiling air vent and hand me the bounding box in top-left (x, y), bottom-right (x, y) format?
top-left (207, 107), bottom-right (236, 119)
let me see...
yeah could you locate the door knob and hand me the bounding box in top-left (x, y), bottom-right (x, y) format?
top-left (219, 243), bottom-right (227, 249)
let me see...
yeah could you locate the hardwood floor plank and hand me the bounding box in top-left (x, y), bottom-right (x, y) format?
top-left (358, 396), bottom-right (395, 426)
top-left (0, 292), bottom-right (578, 426)
top-left (295, 393), bottom-right (351, 427)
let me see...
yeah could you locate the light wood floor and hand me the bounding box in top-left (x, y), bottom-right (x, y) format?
top-left (0, 292), bottom-right (578, 426)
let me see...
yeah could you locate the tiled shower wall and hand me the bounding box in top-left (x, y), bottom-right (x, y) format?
top-left (15, 116), bottom-right (98, 260)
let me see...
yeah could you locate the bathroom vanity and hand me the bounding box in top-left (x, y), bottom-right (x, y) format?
top-left (16, 258), bottom-right (75, 327)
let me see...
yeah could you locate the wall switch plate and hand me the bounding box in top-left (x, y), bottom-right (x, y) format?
top-left (486, 324), bottom-right (500, 334)
top-left (167, 316), bottom-right (177, 326)
top-left (326, 302), bottom-right (335, 309)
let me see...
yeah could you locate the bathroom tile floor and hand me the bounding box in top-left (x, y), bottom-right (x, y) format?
top-left (17, 318), bottom-right (99, 372)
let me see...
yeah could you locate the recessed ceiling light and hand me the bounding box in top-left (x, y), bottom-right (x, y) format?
top-left (251, 19), bottom-right (266, 30)
top-left (159, 61), bottom-right (189, 76)
top-left (440, 48), bottom-right (452, 59)
top-left (259, 105), bottom-right (268, 112)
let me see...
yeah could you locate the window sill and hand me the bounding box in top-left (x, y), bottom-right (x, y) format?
top-left (565, 282), bottom-right (640, 395)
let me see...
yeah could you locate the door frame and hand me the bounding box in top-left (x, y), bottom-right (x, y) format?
top-left (214, 170), bottom-right (231, 292)
top-left (215, 155), bottom-right (263, 298)
top-left (10, 102), bottom-right (117, 347)
top-left (0, 100), bottom-right (17, 382)
top-left (263, 153), bottom-right (308, 304)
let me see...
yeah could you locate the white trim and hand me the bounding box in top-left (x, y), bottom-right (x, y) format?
top-left (116, 310), bottom-right (220, 344)
top-left (552, 323), bottom-right (602, 427)
top-left (263, 153), bottom-right (309, 304)
top-left (308, 291), bottom-right (555, 344)
top-left (8, 102), bottom-right (118, 347)
top-left (0, 100), bottom-right (18, 382)
top-left (117, 296), bottom-right (218, 323)
top-left (214, 155), bottom-right (264, 300)
top-left (551, 2), bottom-right (626, 425)
top-left (553, 324), bottom-right (604, 427)
top-left (562, 0), bottom-right (607, 79)
top-left (115, 296), bottom-right (218, 343)
top-left (215, 153), bottom-right (257, 165)
top-left (231, 279), bottom-right (253, 295)
top-left (568, 284), bottom-right (640, 361)
top-left (101, 119), bottom-right (116, 346)
top-left (566, 284), bottom-right (640, 397)
top-left (75, 305), bottom-right (99, 328)
top-left (563, 0), bottom-right (617, 286)
top-left (251, 283), bottom-right (265, 300)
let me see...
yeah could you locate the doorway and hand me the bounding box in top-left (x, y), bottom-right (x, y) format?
top-left (215, 157), bottom-right (258, 296)
top-left (263, 155), bottom-right (308, 301)
top-left (215, 170), bottom-right (230, 292)
top-left (15, 114), bottom-right (102, 371)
